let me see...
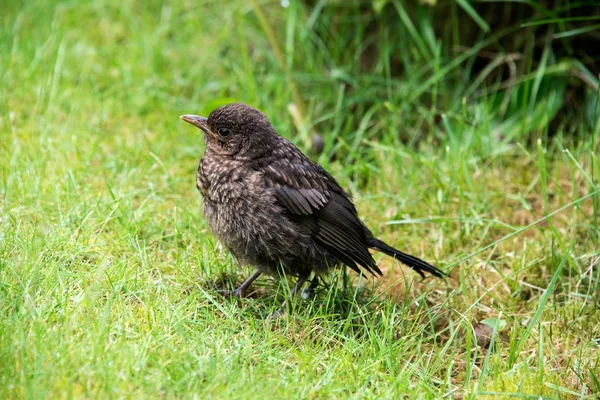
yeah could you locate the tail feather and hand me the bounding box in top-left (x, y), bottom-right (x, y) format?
top-left (368, 238), bottom-right (446, 279)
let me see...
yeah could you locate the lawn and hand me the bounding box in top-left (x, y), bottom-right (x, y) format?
top-left (1, 0), bottom-right (599, 398)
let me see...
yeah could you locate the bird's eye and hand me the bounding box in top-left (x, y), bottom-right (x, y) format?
top-left (217, 128), bottom-right (230, 138)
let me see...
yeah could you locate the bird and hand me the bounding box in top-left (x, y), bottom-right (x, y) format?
top-left (180, 103), bottom-right (445, 312)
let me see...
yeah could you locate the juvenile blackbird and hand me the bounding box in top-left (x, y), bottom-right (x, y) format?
top-left (180, 103), bottom-right (445, 309)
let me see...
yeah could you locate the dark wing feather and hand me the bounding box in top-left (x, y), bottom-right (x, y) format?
top-left (263, 163), bottom-right (329, 215)
top-left (263, 161), bottom-right (382, 276)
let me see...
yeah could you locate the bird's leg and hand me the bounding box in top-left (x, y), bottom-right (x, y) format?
top-left (301, 275), bottom-right (320, 299)
top-left (270, 274), bottom-right (309, 318)
top-left (231, 269), bottom-right (262, 298)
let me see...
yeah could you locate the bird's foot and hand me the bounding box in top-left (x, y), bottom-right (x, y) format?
top-left (300, 276), bottom-right (320, 299)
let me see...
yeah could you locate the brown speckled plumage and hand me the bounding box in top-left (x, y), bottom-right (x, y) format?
top-left (181, 103), bottom-right (445, 306)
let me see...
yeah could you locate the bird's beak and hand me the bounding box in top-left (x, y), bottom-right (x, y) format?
top-left (180, 114), bottom-right (212, 135)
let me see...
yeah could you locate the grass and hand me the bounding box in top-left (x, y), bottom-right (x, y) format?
top-left (1, 0), bottom-right (599, 398)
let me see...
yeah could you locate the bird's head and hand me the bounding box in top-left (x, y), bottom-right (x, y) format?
top-left (180, 103), bottom-right (277, 158)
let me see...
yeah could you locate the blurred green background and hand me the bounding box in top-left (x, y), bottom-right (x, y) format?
top-left (1, 0), bottom-right (599, 398)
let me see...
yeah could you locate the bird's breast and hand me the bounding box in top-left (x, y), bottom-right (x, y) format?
top-left (197, 156), bottom-right (275, 229)
top-left (198, 158), bottom-right (260, 202)
top-left (196, 155), bottom-right (311, 265)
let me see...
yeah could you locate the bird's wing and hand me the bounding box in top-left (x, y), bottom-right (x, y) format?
top-left (263, 162), bottom-right (330, 214)
top-left (263, 161), bottom-right (382, 276)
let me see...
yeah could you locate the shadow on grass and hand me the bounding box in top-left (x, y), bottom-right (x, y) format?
top-left (198, 268), bottom-right (446, 344)
top-left (202, 269), bottom-right (377, 311)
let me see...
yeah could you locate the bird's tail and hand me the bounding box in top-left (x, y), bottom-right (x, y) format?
top-left (368, 238), bottom-right (446, 279)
